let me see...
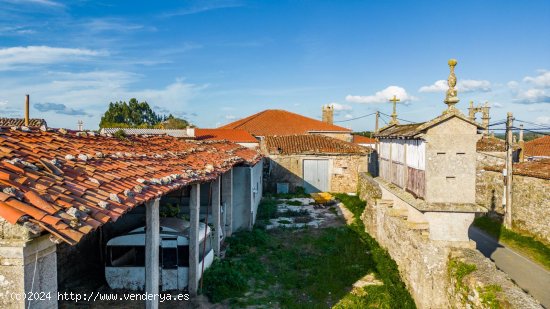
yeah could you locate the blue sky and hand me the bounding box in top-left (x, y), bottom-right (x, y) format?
top-left (0, 0), bottom-right (549, 131)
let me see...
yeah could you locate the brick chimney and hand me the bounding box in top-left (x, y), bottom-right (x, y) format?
top-left (24, 94), bottom-right (30, 126)
top-left (322, 104), bottom-right (334, 124)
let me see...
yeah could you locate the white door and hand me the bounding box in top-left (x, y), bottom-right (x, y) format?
top-left (303, 159), bottom-right (329, 193)
top-left (161, 238), bottom-right (178, 291)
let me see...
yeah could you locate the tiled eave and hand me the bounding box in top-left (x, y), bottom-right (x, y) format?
top-left (0, 127), bottom-right (261, 245)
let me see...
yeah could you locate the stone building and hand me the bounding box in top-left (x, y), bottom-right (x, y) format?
top-left (262, 135), bottom-right (370, 193)
top-left (0, 126), bottom-right (262, 308)
top-left (374, 59), bottom-right (486, 242)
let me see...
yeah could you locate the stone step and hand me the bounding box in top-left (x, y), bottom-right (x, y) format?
top-left (378, 199), bottom-right (394, 207)
top-left (387, 208), bottom-right (408, 218)
top-left (406, 221), bottom-right (429, 230)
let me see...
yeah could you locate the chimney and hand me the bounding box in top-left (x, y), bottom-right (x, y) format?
top-left (322, 104), bottom-right (334, 124)
top-left (24, 94), bottom-right (30, 126)
top-left (186, 126), bottom-right (195, 137)
top-left (519, 124), bottom-right (525, 162)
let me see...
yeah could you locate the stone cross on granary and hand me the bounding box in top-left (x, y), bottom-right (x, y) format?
top-left (389, 95), bottom-right (400, 124)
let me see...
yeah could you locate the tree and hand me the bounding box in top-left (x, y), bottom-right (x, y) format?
top-left (155, 114), bottom-right (192, 129)
top-left (99, 99), bottom-right (177, 128)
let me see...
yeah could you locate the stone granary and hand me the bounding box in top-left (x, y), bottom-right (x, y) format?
top-left (0, 126), bottom-right (262, 308)
top-left (374, 59), bottom-right (486, 242)
top-left (262, 135), bottom-right (370, 193)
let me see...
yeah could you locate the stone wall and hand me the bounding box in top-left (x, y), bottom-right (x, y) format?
top-left (357, 173), bottom-right (541, 309)
top-left (476, 168), bottom-right (550, 244)
top-left (266, 154), bottom-right (368, 193)
top-left (510, 174), bottom-right (550, 244)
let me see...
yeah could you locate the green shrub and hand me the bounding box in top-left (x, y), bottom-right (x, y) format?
top-left (201, 259), bottom-right (248, 302)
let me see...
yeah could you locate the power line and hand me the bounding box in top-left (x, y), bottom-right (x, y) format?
top-left (378, 112), bottom-right (416, 123)
top-left (334, 112), bottom-right (376, 123)
top-left (514, 119), bottom-right (549, 128)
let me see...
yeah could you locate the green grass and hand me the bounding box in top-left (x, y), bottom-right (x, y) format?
top-left (473, 216), bottom-right (550, 270)
top-left (201, 195), bottom-right (415, 308)
top-left (333, 193), bottom-right (416, 309)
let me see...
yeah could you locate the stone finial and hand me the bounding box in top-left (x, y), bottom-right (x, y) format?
top-left (444, 59), bottom-right (460, 112)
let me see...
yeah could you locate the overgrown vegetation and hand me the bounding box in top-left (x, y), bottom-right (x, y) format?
top-left (333, 193), bottom-right (416, 308)
top-left (448, 259), bottom-right (477, 291)
top-left (478, 284), bottom-right (502, 309)
top-left (159, 202), bottom-right (180, 218)
top-left (473, 216), bottom-right (550, 270)
top-left (202, 194), bottom-right (415, 307)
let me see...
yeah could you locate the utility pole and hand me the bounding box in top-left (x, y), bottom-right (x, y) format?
top-left (504, 112), bottom-right (513, 228)
top-left (375, 111), bottom-right (380, 133)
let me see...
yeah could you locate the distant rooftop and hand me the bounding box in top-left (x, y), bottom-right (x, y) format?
top-left (0, 118), bottom-right (47, 127)
top-left (99, 128), bottom-right (191, 138)
top-left (264, 134), bottom-right (369, 155)
top-left (219, 109), bottom-right (351, 136)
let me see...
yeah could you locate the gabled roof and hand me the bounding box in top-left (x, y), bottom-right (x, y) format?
top-left (375, 111), bottom-right (484, 139)
top-left (352, 135), bottom-right (376, 144)
top-left (218, 109), bottom-right (351, 136)
top-left (0, 118), bottom-right (47, 127)
top-left (264, 135), bottom-right (370, 155)
top-left (524, 135), bottom-right (550, 158)
top-left (99, 128), bottom-right (191, 138)
top-left (195, 128), bottom-right (258, 143)
top-left (0, 127), bottom-right (260, 245)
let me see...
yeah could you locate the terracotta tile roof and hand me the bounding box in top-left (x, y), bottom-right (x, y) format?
top-left (352, 135), bottom-right (376, 144)
top-left (99, 128), bottom-right (191, 138)
top-left (218, 109), bottom-right (351, 136)
top-left (524, 136), bottom-right (550, 158)
top-left (484, 158), bottom-right (550, 180)
top-left (264, 135), bottom-right (370, 155)
top-left (195, 128), bottom-right (258, 143)
top-left (0, 127), bottom-right (261, 245)
top-left (477, 136), bottom-right (506, 152)
top-left (0, 118), bottom-right (47, 127)
top-left (375, 123), bottom-right (425, 138)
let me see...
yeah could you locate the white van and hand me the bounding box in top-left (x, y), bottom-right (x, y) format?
top-left (105, 219), bottom-right (214, 291)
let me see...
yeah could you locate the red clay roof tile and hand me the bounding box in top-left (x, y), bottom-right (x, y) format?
top-left (218, 109), bottom-right (351, 136)
top-left (524, 135), bottom-right (550, 158)
top-left (195, 128), bottom-right (258, 143)
top-left (264, 135), bottom-right (370, 155)
top-left (0, 201), bottom-right (26, 224)
top-left (0, 127), bottom-right (262, 245)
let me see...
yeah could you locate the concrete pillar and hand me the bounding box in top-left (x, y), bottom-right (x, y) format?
top-left (212, 177), bottom-right (221, 257)
top-left (188, 184), bottom-right (200, 295)
top-left (145, 198), bottom-right (160, 309)
top-left (0, 231), bottom-right (58, 309)
top-left (222, 170), bottom-right (233, 237)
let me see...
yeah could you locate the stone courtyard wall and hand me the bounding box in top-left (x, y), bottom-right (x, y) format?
top-left (357, 172), bottom-right (541, 309)
top-left (476, 166), bottom-right (550, 244)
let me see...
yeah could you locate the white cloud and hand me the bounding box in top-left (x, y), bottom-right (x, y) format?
top-left (328, 103), bottom-right (352, 112)
top-left (225, 115), bottom-right (237, 120)
top-left (346, 86), bottom-right (416, 104)
top-left (2, 0), bottom-right (63, 7)
top-left (523, 71), bottom-right (550, 88)
top-left (418, 80), bottom-right (448, 93)
top-left (0, 70), bottom-right (205, 128)
top-left (535, 116), bottom-right (550, 125)
top-left (507, 81), bottom-right (519, 89)
top-left (515, 88), bottom-right (550, 104)
top-left (0, 46), bottom-right (106, 70)
top-left (492, 102), bottom-right (504, 108)
top-left (344, 113), bottom-right (353, 119)
top-left (419, 79), bottom-right (491, 93)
